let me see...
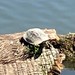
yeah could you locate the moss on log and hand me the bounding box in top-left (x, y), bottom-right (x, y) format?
top-left (50, 33), bottom-right (75, 70)
top-left (0, 30), bottom-right (75, 75)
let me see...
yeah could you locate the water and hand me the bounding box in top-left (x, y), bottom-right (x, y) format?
top-left (62, 69), bottom-right (75, 75)
top-left (0, 0), bottom-right (75, 74)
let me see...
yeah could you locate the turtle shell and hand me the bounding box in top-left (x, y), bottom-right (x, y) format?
top-left (23, 28), bottom-right (49, 45)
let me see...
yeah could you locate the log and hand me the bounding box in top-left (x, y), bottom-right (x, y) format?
top-left (0, 31), bottom-right (58, 75)
top-left (0, 29), bottom-right (74, 75)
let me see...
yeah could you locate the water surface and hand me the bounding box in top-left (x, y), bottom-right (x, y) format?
top-left (0, 0), bottom-right (75, 74)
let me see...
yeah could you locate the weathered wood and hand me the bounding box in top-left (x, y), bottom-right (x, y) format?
top-left (0, 30), bottom-right (74, 75)
top-left (0, 31), bottom-right (60, 75)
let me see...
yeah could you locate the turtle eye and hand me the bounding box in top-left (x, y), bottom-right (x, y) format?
top-left (59, 55), bottom-right (62, 57)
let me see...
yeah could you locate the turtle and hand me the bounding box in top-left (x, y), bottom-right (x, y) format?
top-left (23, 28), bottom-right (65, 74)
top-left (23, 28), bottom-right (50, 45)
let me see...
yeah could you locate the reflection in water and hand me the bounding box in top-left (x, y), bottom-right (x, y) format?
top-left (64, 59), bottom-right (75, 70)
